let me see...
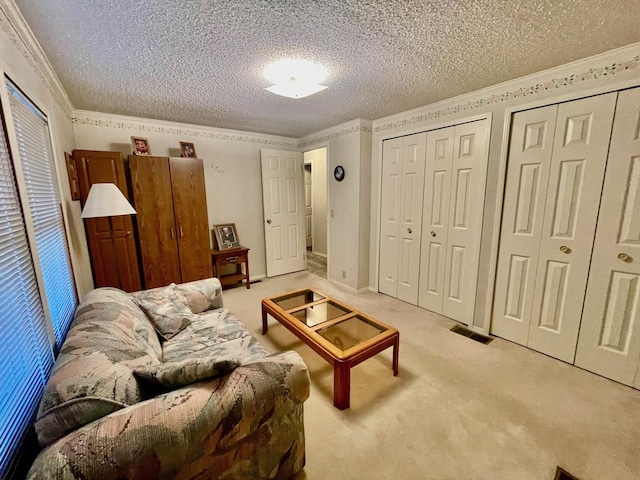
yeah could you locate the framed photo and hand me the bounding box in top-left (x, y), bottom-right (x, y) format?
top-left (131, 136), bottom-right (151, 155)
top-left (213, 223), bottom-right (240, 250)
top-left (180, 141), bottom-right (197, 158)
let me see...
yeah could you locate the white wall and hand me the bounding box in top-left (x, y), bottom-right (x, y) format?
top-left (72, 111), bottom-right (298, 281)
top-left (369, 42), bottom-right (640, 333)
top-left (0, 3), bottom-right (94, 302)
top-left (303, 147), bottom-right (327, 255)
top-left (300, 119), bottom-right (372, 291)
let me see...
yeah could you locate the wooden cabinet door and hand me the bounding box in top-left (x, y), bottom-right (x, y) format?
top-left (73, 150), bottom-right (142, 292)
top-left (130, 156), bottom-right (181, 288)
top-left (169, 157), bottom-right (213, 282)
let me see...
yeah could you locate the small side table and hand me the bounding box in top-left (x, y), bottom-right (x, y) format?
top-left (211, 246), bottom-right (250, 289)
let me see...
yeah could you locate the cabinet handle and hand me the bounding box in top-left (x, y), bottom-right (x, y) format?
top-left (170, 228), bottom-right (175, 239)
top-left (228, 256), bottom-right (238, 263)
top-left (180, 227), bottom-right (184, 238)
top-left (618, 253), bottom-right (632, 262)
top-left (560, 245), bottom-right (571, 254)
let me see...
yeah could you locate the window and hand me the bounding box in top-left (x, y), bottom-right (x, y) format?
top-left (7, 80), bottom-right (77, 349)
top-left (0, 111), bottom-right (53, 476)
top-left (0, 80), bottom-right (78, 476)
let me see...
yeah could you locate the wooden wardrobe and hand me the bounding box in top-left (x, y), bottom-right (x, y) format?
top-left (73, 150), bottom-right (142, 292)
top-left (129, 156), bottom-right (212, 289)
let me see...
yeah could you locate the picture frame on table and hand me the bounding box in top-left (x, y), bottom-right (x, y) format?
top-left (213, 223), bottom-right (240, 250)
top-left (131, 136), bottom-right (151, 155)
top-left (180, 141), bottom-right (197, 158)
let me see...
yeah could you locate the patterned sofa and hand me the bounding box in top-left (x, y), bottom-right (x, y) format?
top-left (27, 278), bottom-right (310, 480)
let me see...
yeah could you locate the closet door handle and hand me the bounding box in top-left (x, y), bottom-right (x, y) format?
top-left (430, 231), bottom-right (436, 237)
top-left (179, 227), bottom-right (184, 238)
top-left (407, 228), bottom-right (412, 234)
top-left (618, 253), bottom-right (631, 262)
top-left (560, 245), bottom-right (571, 254)
top-left (170, 228), bottom-right (175, 239)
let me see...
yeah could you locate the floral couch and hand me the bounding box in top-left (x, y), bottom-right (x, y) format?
top-left (27, 278), bottom-right (310, 480)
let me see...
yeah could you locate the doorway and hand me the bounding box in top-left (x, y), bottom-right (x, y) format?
top-left (303, 147), bottom-right (327, 277)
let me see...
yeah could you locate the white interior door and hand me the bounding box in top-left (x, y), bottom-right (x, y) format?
top-left (493, 93), bottom-right (617, 361)
top-left (379, 137), bottom-right (403, 298)
top-left (419, 127), bottom-right (454, 313)
top-left (441, 120), bottom-right (490, 324)
top-left (492, 105), bottom-right (558, 345)
top-left (575, 87), bottom-right (640, 386)
top-left (379, 133), bottom-right (427, 304)
top-left (304, 163), bottom-right (312, 248)
top-left (261, 149), bottom-right (305, 277)
top-left (527, 93), bottom-right (616, 362)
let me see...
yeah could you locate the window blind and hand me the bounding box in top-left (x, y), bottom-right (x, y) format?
top-left (7, 81), bottom-right (77, 349)
top-left (0, 112), bottom-right (53, 476)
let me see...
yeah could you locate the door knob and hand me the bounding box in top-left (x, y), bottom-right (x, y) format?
top-left (618, 253), bottom-right (632, 262)
top-left (430, 231), bottom-right (436, 237)
top-left (407, 228), bottom-right (412, 234)
top-left (560, 245), bottom-right (571, 254)
top-left (266, 219), bottom-right (272, 224)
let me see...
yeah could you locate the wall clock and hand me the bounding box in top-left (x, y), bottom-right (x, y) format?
top-left (334, 165), bottom-right (345, 182)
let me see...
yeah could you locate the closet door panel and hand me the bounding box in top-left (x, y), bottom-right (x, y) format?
top-left (397, 134), bottom-right (427, 304)
top-left (379, 138), bottom-right (403, 297)
top-left (418, 127), bottom-right (454, 312)
top-left (492, 106), bottom-right (558, 344)
top-left (170, 158), bottom-right (213, 283)
top-left (527, 93), bottom-right (617, 362)
top-left (575, 87), bottom-right (640, 386)
top-left (130, 156), bottom-right (181, 288)
top-left (442, 120), bottom-right (489, 324)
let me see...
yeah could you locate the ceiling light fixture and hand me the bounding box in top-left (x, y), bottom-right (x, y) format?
top-left (263, 59), bottom-right (328, 99)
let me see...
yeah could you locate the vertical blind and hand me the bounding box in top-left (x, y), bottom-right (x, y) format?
top-left (0, 108), bottom-right (53, 475)
top-left (7, 81), bottom-right (77, 349)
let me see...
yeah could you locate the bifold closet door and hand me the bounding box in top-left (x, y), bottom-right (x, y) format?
top-left (575, 87), bottom-right (640, 387)
top-left (379, 133), bottom-right (426, 304)
top-left (492, 93), bottom-right (617, 362)
top-left (418, 120), bottom-right (489, 324)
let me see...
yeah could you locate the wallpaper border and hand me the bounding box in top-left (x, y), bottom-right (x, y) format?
top-left (71, 115), bottom-right (299, 148)
top-left (373, 53), bottom-right (640, 133)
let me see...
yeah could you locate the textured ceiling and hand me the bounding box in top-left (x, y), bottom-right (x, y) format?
top-left (13, 0), bottom-right (640, 137)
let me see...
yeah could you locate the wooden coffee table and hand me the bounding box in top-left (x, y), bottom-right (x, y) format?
top-left (262, 288), bottom-right (399, 409)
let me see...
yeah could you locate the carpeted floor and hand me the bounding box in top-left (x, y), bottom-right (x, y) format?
top-left (223, 271), bottom-right (640, 480)
top-left (305, 250), bottom-right (327, 278)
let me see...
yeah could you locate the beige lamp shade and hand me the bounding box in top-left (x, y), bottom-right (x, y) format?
top-left (81, 183), bottom-right (136, 218)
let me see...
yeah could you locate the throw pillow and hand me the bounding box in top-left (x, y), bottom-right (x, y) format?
top-left (177, 288), bottom-right (218, 314)
top-left (135, 284), bottom-right (193, 340)
top-left (133, 356), bottom-right (240, 387)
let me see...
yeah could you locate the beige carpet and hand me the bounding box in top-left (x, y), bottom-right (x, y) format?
top-left (223, 271), bottom-right (640, 480)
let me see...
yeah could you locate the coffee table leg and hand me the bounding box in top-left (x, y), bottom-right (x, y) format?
top-left (334, 361), bottom-right (350, 410)
top-left (261, 307), bottom-right (268, 334)
top-left (393, 336), bottom-right (399, 376)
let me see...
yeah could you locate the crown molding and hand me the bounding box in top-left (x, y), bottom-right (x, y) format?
top-left (298, 118), bottom-right (373, 149)
top-left (72, 110), bottom-right (299, 148)
top-left (0, 0), bottom-right (74, 113)
top-left (373, 42), bottom-right (640, 133)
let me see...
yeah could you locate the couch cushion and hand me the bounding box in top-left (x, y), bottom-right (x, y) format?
top-left (35, 288), bottom-right (161, 447)
top-left (162, 309), bottom-right (269, 365)
top-left (134, 356), bottom-right (240, 387)
top-left (134, 284), bottom-right (193, 339)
